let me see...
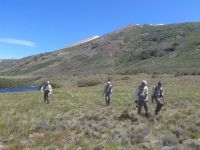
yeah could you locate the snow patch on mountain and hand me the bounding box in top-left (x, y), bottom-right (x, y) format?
top-left (67, 36), bottom-right (100, 48)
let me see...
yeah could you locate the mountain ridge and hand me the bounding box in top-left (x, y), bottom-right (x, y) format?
top-left (1, 22), bottom-right (200, 75)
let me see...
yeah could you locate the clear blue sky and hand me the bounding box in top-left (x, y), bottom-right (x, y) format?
top-left (0, 0), bottom-right (199, 59)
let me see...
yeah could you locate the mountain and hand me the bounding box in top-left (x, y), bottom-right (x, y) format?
top-left (0, 59), bottom-right (18, 72)
top-left (1, 22), bottom-right (200, 76)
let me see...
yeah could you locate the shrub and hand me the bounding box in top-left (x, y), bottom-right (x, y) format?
top-left (0, 78), bottom-right (37, 88)
top-left (77, 79), bottom-right (101, 87)
top-left (191, 72), bottom-right (197, 75)
top-left (151, 73), bottom-right (160, 78)
top-left (174, 72), bottom-right (185, 77)
top-left (158, 134), bottom-right (178, 147)
top-left (51, 82), bottom-right (62, 88)
top-left (120, 76), bottom-right (129, 80)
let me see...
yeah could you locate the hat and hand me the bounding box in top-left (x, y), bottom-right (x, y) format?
top-left (141, 80), bottom-right (147, 85)
top-left (47, 81), bottom-right (50, 84)
top-left (107, 81), bottom-right (110, 84)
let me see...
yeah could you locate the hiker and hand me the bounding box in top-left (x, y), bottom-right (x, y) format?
top-left (103, 81), bottom-right (113, 106)
top-left (41, 81), bottom-right (53, 104)
top-left (152, 81), bottom-right (164, 115)
top-left (136, 80), bottom-right (149, 117)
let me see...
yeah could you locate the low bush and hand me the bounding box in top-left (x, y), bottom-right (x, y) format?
top-left (77, 79), bottom-right (101, 87)
top-left (120, 76), bottom-right (130, 80)
top-left (158, 134), bottom-right (178, 147)
top-left (0, 78), bottom-right (37, 88)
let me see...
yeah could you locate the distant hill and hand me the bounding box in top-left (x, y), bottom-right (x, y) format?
top-left (1, 22), bottom-right (200, 76)
top-left (0, 59), bottom-right (18, 72)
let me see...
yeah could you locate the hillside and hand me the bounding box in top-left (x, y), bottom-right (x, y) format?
top-left (0, 59), bottom-right (18, 72)
top-left (1, 22), bottom-right (200, 75)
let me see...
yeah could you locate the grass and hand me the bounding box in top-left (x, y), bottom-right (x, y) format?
top-left (0, 74), bottom-right (200, 149)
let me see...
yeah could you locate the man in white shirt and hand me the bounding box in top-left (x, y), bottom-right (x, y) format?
top-left (41, 81), bottom-right (53, 104)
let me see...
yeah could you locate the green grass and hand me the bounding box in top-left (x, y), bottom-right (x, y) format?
top-left (0, 74), bottom-right (200, 149)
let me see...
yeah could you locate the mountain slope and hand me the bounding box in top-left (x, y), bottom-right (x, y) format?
top-left (1, 22), bottom-right (200, 75)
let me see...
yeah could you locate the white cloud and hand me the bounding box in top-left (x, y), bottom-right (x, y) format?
top-left (0, 38), bottom-right (35, 47)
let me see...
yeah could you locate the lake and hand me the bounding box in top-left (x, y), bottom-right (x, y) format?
top-left (0, 86), bottom-right (40, 93)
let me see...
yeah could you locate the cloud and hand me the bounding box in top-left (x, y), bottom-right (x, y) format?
top-left (0, 38), bottom-right (35, 47)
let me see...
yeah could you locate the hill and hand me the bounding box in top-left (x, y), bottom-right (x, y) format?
top-left (1, 22), bottom-right (200, 75)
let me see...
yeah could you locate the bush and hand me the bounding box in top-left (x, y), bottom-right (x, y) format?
top-left (77, 79), bottom-right (101, 87)
top-left (191, 72), bottom-right (197, 75)
top-left (151, 73), bottom-right (160, 78)
top-left (50, 82), bottom-right (62, 88)
top-left (0, 78), bottom-right (37, 88)
top-left (158, 134), bottom-right (178, 147)
top-left (128, 125), bottom-right (151, 145)
top-left (120, 76), bottom-right (130, 80)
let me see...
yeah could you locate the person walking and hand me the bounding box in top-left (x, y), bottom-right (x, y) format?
top-left (136, 80), bottom-right (149, 118)
top-left (103, 81), bottom-right (113, 106)
top-left (41, 81), bottom-right (53, 104)
top-left (152, 81), bottom-right (164, 115)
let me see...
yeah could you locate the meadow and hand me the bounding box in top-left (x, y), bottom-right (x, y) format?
top-left (0, 74), bottom-right (200, 150)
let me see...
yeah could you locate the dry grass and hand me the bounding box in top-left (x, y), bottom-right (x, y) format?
top-left (0, 74), bottom-right (200, 149)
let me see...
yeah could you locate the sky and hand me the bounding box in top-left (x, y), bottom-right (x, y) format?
top-left (0, 0), bottom-right (200, 59)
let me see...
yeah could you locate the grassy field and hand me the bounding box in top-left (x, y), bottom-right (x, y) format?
top-left (0, 74), bottom-right (200, 150)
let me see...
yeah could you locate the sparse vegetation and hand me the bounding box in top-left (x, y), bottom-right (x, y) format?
top-left (77, 79), bottom-right (101, 87)
top-left (0, 74), bottom-right (200, 149)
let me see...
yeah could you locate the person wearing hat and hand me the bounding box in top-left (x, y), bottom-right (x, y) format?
top-left (152, 81), bottom-right (164, 115)
top-left (136, 80), bottom-right (149, 117)
top-left (103, 81), bottom-right (113, 106)
top-left (41, 81), bottom-right (53, 104)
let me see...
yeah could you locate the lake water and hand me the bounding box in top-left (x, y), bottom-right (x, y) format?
top-left (0, 86), bottom-right (40, 93)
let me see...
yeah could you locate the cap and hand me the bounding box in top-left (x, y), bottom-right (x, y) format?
top-left (142, 80), bottom-right (147, 85)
